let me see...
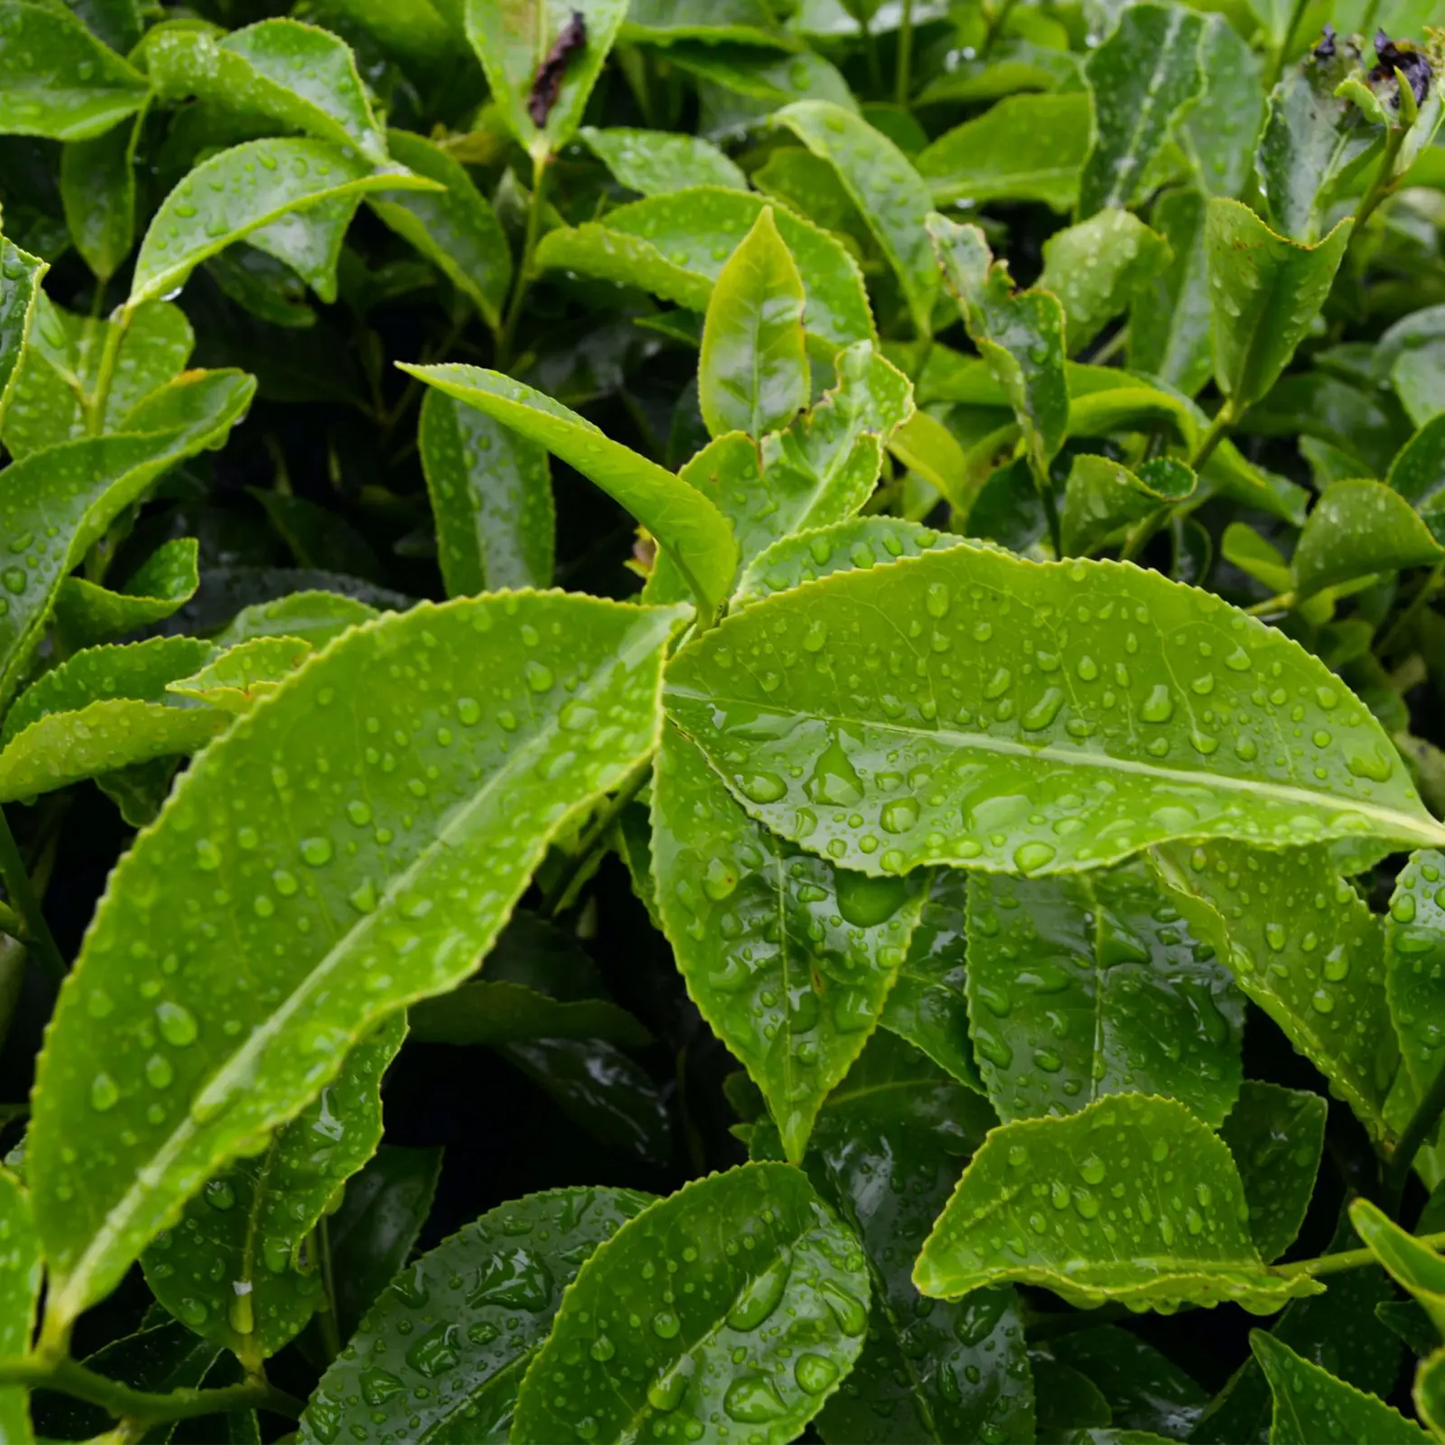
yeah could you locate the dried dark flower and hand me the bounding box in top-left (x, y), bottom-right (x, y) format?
top-left (1370, 29), bottom-right (1433, 108)
top-left (1314, 23), bottom-right (1335, 61)
top-left (529, 11), bottom-right (588, 127)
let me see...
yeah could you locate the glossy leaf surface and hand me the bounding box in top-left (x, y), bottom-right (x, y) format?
top-left (1206, 200), bottom-right (1352, 412)
top-left (1077, 3), bottom-right (1205, 217)
top-left (966, 864), bottom-right (1243, 1125)
top-left (0, 0), bottom-right (150, 140)
top-left (1061, 455), bottom-right (1196, 558)
top-left (143, 1016), bottom-right (405, 1364)
top-left (418, 387), bottom-right (554, 596)
top-left (511, 1163), bottom-right (870, 1444)
top-left (408, 979), bottom-right (650, 1048)
top-left (1220, 1081), bottom-right (1326, 1262)
top-left (663, 548), bottom-right (1445, 882)
top-left (54, 538), bottom-right (201, 649)
top-left (1294, 480), bottom-right (1443, 597)
top-left (579, 125), bottom-right (748, 194)
top-left (1128, 188), bottom-right (1212, 398)
top-left (1182, 17), bottom-right (1265, 199)
top-left (402, 363), bottom-right (735, 614)
top-left (698, 206), bottom-right (809, 440)
top-left (1385, 850), bottom-right (1445, 1152)
top-left (775, 101), bottom-right (938, 337)
top-left (0, 239), bottom-right (45, 429)
top-left (914, 1095), bottom-right (1319, 1312)
top-left (1350, 1198), bottom-right (1445, 1335)
top-left (653, 725), bottom-right (928, 1161)
top-left (28, 592), bottom-right (686, 1328)
top-left (299, 1186), bottom-right (651, 1445)
top-left (1151, 841), bottom-right (1398, 1142)
top-left (60, 114), bottom-right (138, 284)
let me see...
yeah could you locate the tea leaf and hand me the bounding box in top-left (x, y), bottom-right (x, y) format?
top-left (1349, 1199), bottom-right (1445, 1335)
top-left (1293, 479), bottom-right (1443, 597)
top-left (0, 369), bottom-right (254, 711)
top-left (129, 138), bottom-right (437, 307)
top-left (27, 592), bottom-right (686, 1329)
top-left (54, 537), bottom-right (200, 649)
top-left (215, 592), bottom-right (382, 649)
top-left (1128, 187), bottom-right (1212, 397)
top-left (408, 979), bottom-right (652, 1048)
top-left (534, 187), bottom-right (875, 352)
top-left (59, 111), bottom-right (139, 283)
top-left (0, 239), bottom-right (45, 430)
top-left (1038, 210), bottom-right (1172, 356)
top-left (298, 1186), bottom-right (652, 1445)
top-left (1421, 1352), bottom-right (1445, 1439)
top-left (140, 17), bottom-right (389, 162)
top-left (753, 149), bottom-right (868, 250)
top-left (1388, 414), bottom-right (1445, 528)
top-left (698, 207), bottom-right (810, 440)
top-left (1181, 16), bottom-right (1265, 200)
top-left (1384, 851), bottom-right (1445, 1157)
top-left (418, 387), bottom-right (553, 596)
top-left (0, 0), bottom-right (150, 141)
top-left (621, 0), bottom-right (783, 46)
top-left (914, 1095), bottom-right (1319, 1312)
top-left (929, 215), bottom-right (1067, 483)
top-left (1206, 199), bottom-right (1352, 413)
top-left (966, 864), bottom-right (1243, 1125)
top-left (167, 636), bottom-right (316, 713)
top-left (464, 0), bottom-right (629, 157)
top-left (879, 870), bottom-right (984, 1091)
top-left (142, 1015), bottom-right (406, 1364)
top-left (0, 1170), bottom-right (39, 1444)
top-left (916, 93), bottom-right (1092, 213)
top-left (511, 1163), bottom-right (871, 1444)
top-left (1077, 3), bottom-right (1205, 217)
top-left (1060, 455), bottom-right (1196, 557)
top-left (1250, 1332), bottom-right (1432, 1444)
top-left (401, 363), bottom-right (735, 614)
top-left (368, 129), bottom-right (512, 329)
top-left (664, 548), bottom-right (1445, 881)
top-left (1048, 1326), bottom-right (1207, 1437)
top-left (653, 725), bottom-right (928, 1161)
top-left (579, 125), bottom-right (748, 194)
top-left (775, 101), bottom-right (938, 337)
top-left (1151, 841), bottom-right (1398, 1143)
top-left (1221, 1081), bottom-right (1327, 1262)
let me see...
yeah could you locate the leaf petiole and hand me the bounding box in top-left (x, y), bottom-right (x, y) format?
top-left (495, 155), bottom-right (551, 369)
top-left (1384, 1059), bottom-right (1445, 1213)
top-left (1274, 1228), bottom-right (1445, 1279)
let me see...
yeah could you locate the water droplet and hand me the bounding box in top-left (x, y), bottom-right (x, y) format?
top-left (300, 836), bottom-right (333, 866)
top-left (157, 1001), bottom-right (198, 1047)
top-left (728, 1255), bottom-right (790, 1330)
top-left (702, 856), bottom-right (738, 901)
top-left (806, 737), bottom-right (864, 807)
top-left (1014, 841), bottom-right (1056, 874)
top-left (795, 1353), bottom-right (839, 1394)
top-left (652, 1309), bottom-right (680, 1339)
top-left (881, 798), bottom-right (918, 834)
top-left (724, 1374), bottom-right (787, 1423)
top-left (1141, 685), bottom-right (1174, 723)
top-left (469, 1247), bottom-right (553, 1311)
top-left (737, 771), bottom-right (787, 804)
top-left (90, 1072), bottom-right (119, 1111)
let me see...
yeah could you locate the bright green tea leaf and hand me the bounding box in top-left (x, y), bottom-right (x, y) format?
top-left (535, 187), bottom-right (875, 352)
top-left (1151, 841), bottom-right (1398, 1143)
top-left (1077, 3), bottom-right (1205, 217)
top-left (167, 635), bottom-right (315, 713)
top-left (0, 238), bottom-right (45, 430)
top-left (1293, 479), bottom-right (1443, 597)
top-left (418, 387), bottom-right (553, 596)
top-left (579, 125), bottom-right (748, 194)
top-left (1251, 1332), bottom-right (1432, 1444)
top-left (143, 1016), bottom-right (405, 1364)
top-left (1039, 210), bottom-right (1172, 357)
top-left (1206, 199), bottom-right (1352, 413)
top-left (299, 1186), bottom-right (652, 1445)
top-left (368, 129), bottom-right (512, 330)
top-left (929, 214), bottom-right (1067, 483)
top-left (916, 93), bottom-right (1092, 213)
top-left (54, 537), bottom-right (201, 649)
top-left (1061, 455), bottom-right (1196, 557)
top-left (1385, 850), bottom-right (1445, 1168)
top-left (966, 863), bottom-right (1243, 1125)
top-left (28, 591), bottom-right (686, 1329)
top-left (775, 100), bottom-right (938, 337)
top-left (0, 0), bottom-right (150, 141)
top-left (621, 0), bottom-right (783, 46)
top-left (404, 362), bottom-right (733, 614)
top-left (698, 206), bottom-right (810, 440)
top-left (1221, 1081), bottom-right (1326, 1262)
top-left (1128, 188), bottom-right (1212, 397)
top-left (653, 725), bottom-right (928, 1161)
top-left (464, 0), bottom-right (629, 156)
top-left (914, 1095), bottom-right (1320, 1313)
top-left (664, 548), bottom-right (1445, 881)
top-left (1417, 1349), bottom-right (1445, 1439)
top-left (511, 1162), bottom-right (870, 1444)
top-left (215, 591), bottom-right (382, 649)
top-left (1181, 16), bottom-right (1265, 200)
top-left (753, 148), bottom-right (870, 251)
top-left (1350, 1198), bottom-right (1445, 1336)
top-left (0, 369), bottom-right (254, 712)
top-left (129, 138), bottom-right (437, 307)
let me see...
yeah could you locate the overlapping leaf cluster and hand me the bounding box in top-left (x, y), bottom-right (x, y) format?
top-left (0, 0), bottom-right (1443, 1440)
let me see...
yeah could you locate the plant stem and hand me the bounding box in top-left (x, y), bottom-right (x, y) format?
top-left (0, 1355), bottom-right (303, 1427)
top-left (1189, 399), bottom-right (1238, 472)
top-left (1352, 124), bottom-right (1407, 240)
top-left (1275, 1229), bottom-right (1445, 1279)
top-left (895, 0), bottom-right (915, 106)
top-left (495, 154), bottom-right (551, 371)
top-left (316, 1215), bottom-right (343, 1363)
top-left (86, 306), bottom-right (131, 437)
top-left (1385, 1060), bottom-right (1445, 1213)
top-left (1245, 591), bottom-right (1296, 617)
top-left (981, 0), bottom-right (1020, 60)
top-left (545, 755), bottom-right (654, 918)
top-left (1038, 473), bottom-right (1063, 558)
top-left (0, 806), bottom-right (63, 982)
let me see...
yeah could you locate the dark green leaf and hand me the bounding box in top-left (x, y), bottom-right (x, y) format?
top-left (1077, 3), bottom-right (1205, 217)
top-left (299, 1186), bottom-right (652, 1445)
top-left (418, 386), bottom-right (553, 596)
top-left (698, 206), bottom-right (810, 440)
top-left (620, 0), bottom-right (784, 47)
top-left (1220, 1082), bottom-right (1327, 1262)
top-left (915, 1094), bottom-right (1318, 1312)
top-left (1388, 414), bottom-right (1445, 523)
top-left (0, 0), bottom-right (150, 141)
top-left (653, 724), bottom-right (928, 1161)
top-left (409, 979), bottom-right (651, 1048)
top-left (1049, 1327), bottom-right (1206, 1438)
top-left (28, 592), bottom-right (685, 1330)
top-left (511, 1163), bottom-right (871, 1444)
top-left (0, 237), bottom-right (45, 430)
top-left (59, 109), bottom-right (139, 283)
top-left (1060, 455), bottom-right (1196, 557)
top-left (1293, 479), bottom-right (1443, 597)
top-left (1128, 187), bottom-right (1212, 397)
top-left (967, 862), bottom-right (1243, 1125)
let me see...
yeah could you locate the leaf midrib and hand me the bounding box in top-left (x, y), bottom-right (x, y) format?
top-left (665, 686), bottom-right (1445, 848)
top-left (53, 606), bottom-right (672, 1320)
